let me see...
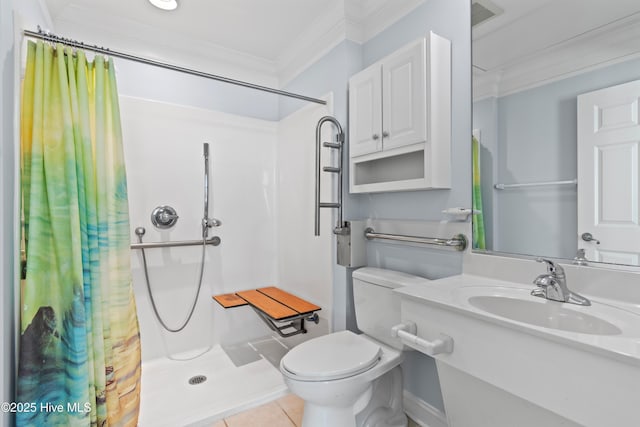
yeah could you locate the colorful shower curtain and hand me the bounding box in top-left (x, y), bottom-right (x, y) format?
top-left (18, 41), bottom-right (141, 426)
top-left (472, 135), bottom-right (486, 250)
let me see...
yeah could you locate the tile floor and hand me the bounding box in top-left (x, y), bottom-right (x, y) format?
top-left (208, 393), bottom-right (420, 427)
top-left (209, 394), bottom-right (303, 427)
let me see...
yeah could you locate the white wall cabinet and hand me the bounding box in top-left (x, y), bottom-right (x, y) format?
top-left (348, 32), bottom-right (451, 193)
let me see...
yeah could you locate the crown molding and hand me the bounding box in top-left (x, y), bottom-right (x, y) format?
top-left (473, 14), bottom-right (640, 101)
top-left (276, 1), bottom-right (348, 87)
top-left (277, 0), bottom-right (426, 87)
top-left (360, 0), bottom-right (425, 42)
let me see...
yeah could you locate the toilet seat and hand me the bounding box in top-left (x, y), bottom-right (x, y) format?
top-left (282, 331), bottom-right (382, 381)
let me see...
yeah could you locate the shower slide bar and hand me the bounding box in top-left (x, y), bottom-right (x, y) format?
top-left (130, 236), bottom-right (220, 250)
top-left (494, 179), bottom-right (577, 190)
top-left (364, 228), bottom-right (467, 251)
top-left (23, 27), bottom-right (326, 105)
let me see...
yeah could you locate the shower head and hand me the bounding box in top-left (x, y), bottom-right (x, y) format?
top-left (203, 143), bottom-right (209, 159)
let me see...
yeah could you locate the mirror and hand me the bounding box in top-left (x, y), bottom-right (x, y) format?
top-left (471, 0), bottom-right (640, 266)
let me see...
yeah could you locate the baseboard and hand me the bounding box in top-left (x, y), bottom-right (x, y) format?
top-left (403, 390), bottom-right (448, 427)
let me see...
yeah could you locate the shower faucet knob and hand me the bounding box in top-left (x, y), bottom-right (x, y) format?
top-left (151, 205), bottom-right (179, 229)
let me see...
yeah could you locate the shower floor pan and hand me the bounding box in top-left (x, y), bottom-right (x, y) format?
top-left (138, 344), bottom-right (287, 427)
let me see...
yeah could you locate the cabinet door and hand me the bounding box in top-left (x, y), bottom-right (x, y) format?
top-left (349, 65), bottom-right (382, 157)
top-left (382, 38), bottom-right (426, 150)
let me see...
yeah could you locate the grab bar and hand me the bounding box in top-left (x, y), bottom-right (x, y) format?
top-left (494, 178), bottom-right (577, 190)
top-left (131, 236), bottom-right (221, 250)
top-left (314, 116), bottom-right (347, 236)
top-left (364, 228), bottom-right (467, 251)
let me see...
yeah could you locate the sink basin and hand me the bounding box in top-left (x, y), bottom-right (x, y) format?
top-left (455, 286), bottom-right (634, 336)
top-left (468, 294), bottom-right (621, 335)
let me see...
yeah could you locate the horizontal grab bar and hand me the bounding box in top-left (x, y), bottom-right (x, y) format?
top-left (494, 178), bottom-right (577, 190)
top-left (131, 236), bottom-right (221, 250)
top-left (323, 142), bottom-right (341, 149)
top-left (319, 202), bottom-right (341, 208)
top-left (391, 322), bottom-right (454, 356)
top-left (364, 228), bottom-right (467, 251)
top-left (323, 167), bottom-right (341, 173)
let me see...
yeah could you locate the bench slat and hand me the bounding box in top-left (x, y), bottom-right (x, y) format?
top-left (236, 289), bottom-right (298, 320)
top-left (257, 287), bottom-right (321, 315)
top-left (212, 293), bottom-right (248, 308)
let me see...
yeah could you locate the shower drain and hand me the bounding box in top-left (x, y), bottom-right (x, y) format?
top-left (188, 375), bottom-right (207, 385)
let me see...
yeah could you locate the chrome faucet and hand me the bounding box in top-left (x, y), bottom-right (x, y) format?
top-left (532, 258), bottom-right (591, 306)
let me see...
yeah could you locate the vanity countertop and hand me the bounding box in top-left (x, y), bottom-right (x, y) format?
top-left (396, 273), bottom-right (640, 366)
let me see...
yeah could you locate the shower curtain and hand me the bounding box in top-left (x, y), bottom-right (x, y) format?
top-left (18, 41), bottom-right (141, 426)
top-left (472, 135), bottom-right (486, 250)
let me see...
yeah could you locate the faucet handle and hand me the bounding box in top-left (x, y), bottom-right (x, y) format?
top-left (536, 258), bottom-right (565, 277)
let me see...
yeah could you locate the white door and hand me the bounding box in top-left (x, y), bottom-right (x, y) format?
top-left (382, 38), bottom-right (427, 151)
top-left (577, 79), bottom-right (640, 265)
top-left (348, 65), bottom-right (382, 157)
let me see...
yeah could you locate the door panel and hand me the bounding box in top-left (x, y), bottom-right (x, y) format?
top-left (577, 79), bottom-right (640, 264)
top-left (382, 38), bottom-right (427, 150)
top-left (349, 67), bottom-right (382, 157)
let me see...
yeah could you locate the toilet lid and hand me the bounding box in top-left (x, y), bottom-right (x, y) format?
top-left (282, 330), bottom-right (381, 381)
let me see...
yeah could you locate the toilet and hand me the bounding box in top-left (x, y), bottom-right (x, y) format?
top-left (280, 267), bottom-right (431, 427)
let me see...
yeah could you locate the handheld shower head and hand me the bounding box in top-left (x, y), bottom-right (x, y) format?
top-left (203, 142), bottom-right (209, 159)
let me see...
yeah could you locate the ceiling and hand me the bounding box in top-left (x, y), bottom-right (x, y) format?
top-left (42, 0), bottom-right (426, 86)
top-left (45, 0), bottom-right (340, 61)
top-left (472, 0), bottom-right (640, 99)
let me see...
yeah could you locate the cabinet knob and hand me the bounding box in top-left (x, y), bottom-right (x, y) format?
top-left (382, 131), bottom-right (390, 138)
top-left (372, 134), bottom-right (380, 140)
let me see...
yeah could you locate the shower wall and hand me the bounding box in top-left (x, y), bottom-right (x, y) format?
top-left (120, 94), bottom-right (333, 361)
top-left (276, 96), bottom-right (334, 328)
top-left (120, 96), bottom-right (280, 360)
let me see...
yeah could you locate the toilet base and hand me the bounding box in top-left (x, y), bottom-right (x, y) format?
top-left (302, 403), bottom-right (358, 427)
top-left (356, 366), bottom-right (407, 427)
top-left (297, 366), bottom-right (407, 427)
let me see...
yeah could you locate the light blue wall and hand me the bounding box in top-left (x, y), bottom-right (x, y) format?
top-left (279, 39), bottom-right (363, 122)
top-left (282, 0), bottom-right (471, 413)
top-left (115, 60), bottom-right (281, 121)
top-left (474, 57), bottom-right (640, 259)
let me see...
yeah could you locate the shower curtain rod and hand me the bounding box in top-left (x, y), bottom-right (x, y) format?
top-left (23, 28), bottom-right (327, 105)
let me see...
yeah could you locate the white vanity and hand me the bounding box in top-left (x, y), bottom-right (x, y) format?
top-left (395, 255), bottom-right (640, 427)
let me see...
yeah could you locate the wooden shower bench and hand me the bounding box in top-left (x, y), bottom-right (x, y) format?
top-left (213, 287), bottom-right (321, 337)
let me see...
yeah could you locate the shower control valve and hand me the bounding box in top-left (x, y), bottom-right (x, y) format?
top-left (151, 205), bottom-right (179, 229)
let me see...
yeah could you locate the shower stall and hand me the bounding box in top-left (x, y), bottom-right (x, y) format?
top-left (119, 94), bottom-right (337, 426)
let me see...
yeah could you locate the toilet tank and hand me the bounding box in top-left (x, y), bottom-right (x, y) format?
top-left (353, 267), bottom-right (432, 350)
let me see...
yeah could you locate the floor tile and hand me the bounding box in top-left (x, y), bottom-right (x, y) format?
top-left (224, 401), bottom-right (295, 427)
top-left (276, 394), bottom-right (304, 426)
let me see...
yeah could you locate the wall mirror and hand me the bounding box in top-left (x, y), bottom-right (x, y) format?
top-left (471, 0), bottom-right (640, 267)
